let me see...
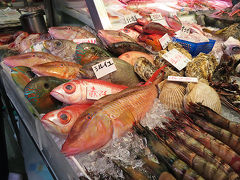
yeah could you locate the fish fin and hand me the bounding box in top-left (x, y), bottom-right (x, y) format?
top-left (112, 109), bottom-right (135, 139)
top-left (144, 65), bottom-right (166, 86)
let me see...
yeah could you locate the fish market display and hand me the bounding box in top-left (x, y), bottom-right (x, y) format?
top-left (41, 104), bottom-right (91, 135)
top-left (75, 43), bottom-right (112, 65)
top-left (11, 66), bottom-right (35, 90)
top-left (61, 73), bottom-right (163, 156)
top-left (51, 79), bottom-right (128, 105)
top-left (24, 76), bottom-right (68, 113)
top-left (31, 61), bottom-right (82, 79)
top-left (43, 39), bottom-right (77, 62)
top-left (118, 51), bottom-right (154, 65)
top-left (77, 57), bottom-right (140, 87)
top-left (3, 52), bottom-right (63, 68)
top-left (184, 79), bottom-right (221, 114)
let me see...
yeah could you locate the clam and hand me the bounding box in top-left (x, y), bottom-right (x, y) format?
top-left (184, 79), bottom-right (221, 114)
top-left (158, 80), bottom-right (186, 111)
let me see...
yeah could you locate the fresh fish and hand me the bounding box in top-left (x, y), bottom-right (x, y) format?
top-left (108, 42), bottom-right (151, 56)
top-left (43, 39), bottom-right (77, 62)
top-left (24, 76), bottom-right (68, 113)
top-left (0, 49), bottom-right (19, 60)
top-left (31, 61), bottom-right (82, 79)
top-left (41, 104), bottom-right (91, 135)
top-left (143, 22), bottom-right (175, 36)
top-left (48, 26), bottom-right (97, 40)
top-left (3, 52), bottom-right (63, 68)
top-left (0, 34), bottom-right (13, 44)
top-left (50, 79), bottom-right (128, 104)
top-left (118, 28), bottom-right (140, 42)
top-left (138, 33), bottom-right (163, 51)
top-left (165, 15), bottom-right (182, 32)
top-left (75, 43), bottom-right (112, 65)
top-left (8, 32), bottom-right (29, 51)
top-left (118, 51), bottom-right (154, 65)
top-left (19, 34), bottom-right (41, 53)
top-left (223, 37), bottom-right (240, 56)
top-left (61, 71), bottom-right (163, 156)
top-left (98, 30), bottom-right (136, 46)
top-left (78, 57), bottom-right (141, 87)
top-left (11, 66), bottom-right (36, 90)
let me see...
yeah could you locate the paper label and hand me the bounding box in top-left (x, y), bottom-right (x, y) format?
top-left (150, 13), bottom-right (163, 21)
top-left (92, 58), bottom-right (117, 79)
top-left (162, 49), bottom-right (191, 71)
top-left (124, 14), bottom-right (138, 24)
top-left (159, 33), bottom-right (172, 49)
top-left (181, 25), bottom-right (190, 35)
top-left (168, 76), bottom-right (198, 83)
top-left (73, 38), bottom-right (97, 44)
top-left (87, 85), bottom-right (112, 100)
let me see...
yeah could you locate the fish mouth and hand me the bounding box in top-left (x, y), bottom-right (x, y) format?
top-left (50, 90), bottom-right (65, 100)
top-left (61, 145), bottom-right (81, 157)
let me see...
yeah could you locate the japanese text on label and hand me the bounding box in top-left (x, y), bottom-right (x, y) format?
top-left (162, 49), bottom-right (191, 71)
top-left (87, 85), bottom-right (112, 100)
top-left (168, 76), bottom-right (198, 83)
top-left (73, 38), bottom-right (97, 44)
top-left (150, 13), bottom-right (163, 21)
top-left (159, 33), bottom-right (172, 49)
top-left (124, 14), bottom-right (138, 24)
top-left (92, 58), bottom-right (117, 79)
top-left (181, 25), bottom-right (190, 35)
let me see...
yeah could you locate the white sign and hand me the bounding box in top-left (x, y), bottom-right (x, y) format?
top-left (92, 58), bottom-right (117, 79)
top-left (159, 33), bottom-right (172, 49)
top-left (124, 14), bottom-right (138, 24)
top-left (73, 38), bottom-right (97, 44)
top-left (181, 25), bottom-right (191, 35)
top-left (150, 13), bottom-right (163, 21)
top-left (86, 85), bottom-right (111, 100)
top-left (162, 49), bottom-right (191, 71)
top-left (168, 76), bottom-right (198, 83)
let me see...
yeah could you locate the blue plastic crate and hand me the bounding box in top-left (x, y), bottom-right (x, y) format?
top-left (172, 37), bottom-right (216, 57)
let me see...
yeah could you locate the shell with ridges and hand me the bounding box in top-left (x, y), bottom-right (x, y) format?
top-left (158, 80), bottom-right (186, 111)
top-left (184, 79), bottom-right (221, 114)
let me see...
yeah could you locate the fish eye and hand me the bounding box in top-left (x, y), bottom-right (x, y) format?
top-left (44, 83), bottom-right (49, 89)
top-left (55, 41), bottom-right (62, 47)
top-left (87, 113), bottom-right (92, 120)
top-left (63, 83), bottom-right (76, 94)
top-left (58, 111), bottom-right (71, 124)
top-left (123, 29), bottom-right (129, 33)
top-left (232, 46), bottom-right (240, 52)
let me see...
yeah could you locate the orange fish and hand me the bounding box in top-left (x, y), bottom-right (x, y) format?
top-left (31, 61), bottom-right (82, 79)
top-left (61, 68), bottom-right (164, 156)
top-left (41, 104), bottom-right (91, 135)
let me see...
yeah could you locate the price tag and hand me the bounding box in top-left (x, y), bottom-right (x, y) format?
top-left (162, 49), bottom-right (191, 71)
top-left (73, 38), bottom-right (97, 44)
top-left (168, 76), bottom-right (198, 83)
top-left (181, 25), bottom-right (190, 35)
top-left (124, 14), bottom-right (138, 24)
top-left (87, 85), bottom-right (112, 100)
top-left (92, 58), bottom-right (117, 79)
top-left (150, 13), bottom-right (163, 21)
top-left (159, 33), bottom-right (172, 49)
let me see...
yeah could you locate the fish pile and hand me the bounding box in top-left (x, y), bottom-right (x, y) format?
top-left (1, 7), bottom-right (240, 178)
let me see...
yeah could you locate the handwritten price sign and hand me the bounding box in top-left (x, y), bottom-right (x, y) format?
top-left (168, 76), bottom-right (198, 83)
top-left (181, 25), bottom-right (190, 35)
top-left (162, 49), bottom-right (191, 71)
top-left (73, 38), bottom-right (97, 44)
top-left (92, 58), bottom-right (117, 79)
top-left (150, 13), bottom-right (163, 21)
top-left (87, 85), bottom-right (111, 100)
top-left (124, 14), bottom-right (138, 24)
top-left (159, 33), bottom-right (172, 49)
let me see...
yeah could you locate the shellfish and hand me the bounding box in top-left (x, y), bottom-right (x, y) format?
top-left (158, 80), bottom-right (186, 111)
top-left (184, 79), bottom-right (221, 114)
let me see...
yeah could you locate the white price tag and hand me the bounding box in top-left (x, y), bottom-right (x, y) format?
top-left (92, 58), bottom-right (117, 79)
top-left (181, 25), bottom-right (190, 35)
top-left (162, 49), bottom-right (191, 71)
top-left (168, 76), bottom-right (198, 83)
top-left (159, 33), bottom-right (172, 49)
top-left (73, 38), bottom-right (97, 44)
top-left (87, 85), bottom-right (112, 100)
top-left (124, 14), bottom-right (138, 24)
top-left (150, 13), bottom-right (163, 21)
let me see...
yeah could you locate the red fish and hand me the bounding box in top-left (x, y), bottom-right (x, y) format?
top-left (165, 15), bottom-right (182, 32)
top-left (61, 68), bottom-right (164, 156)
top-left (41, 104), bottom-right (91, 135)
top-left (50, 79), bottom-right (128, 105)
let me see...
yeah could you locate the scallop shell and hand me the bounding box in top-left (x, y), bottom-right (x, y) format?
top-left (158, 80), bottom-right (186, 111)
top-left (184, 79), bottom-right (221, 114)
